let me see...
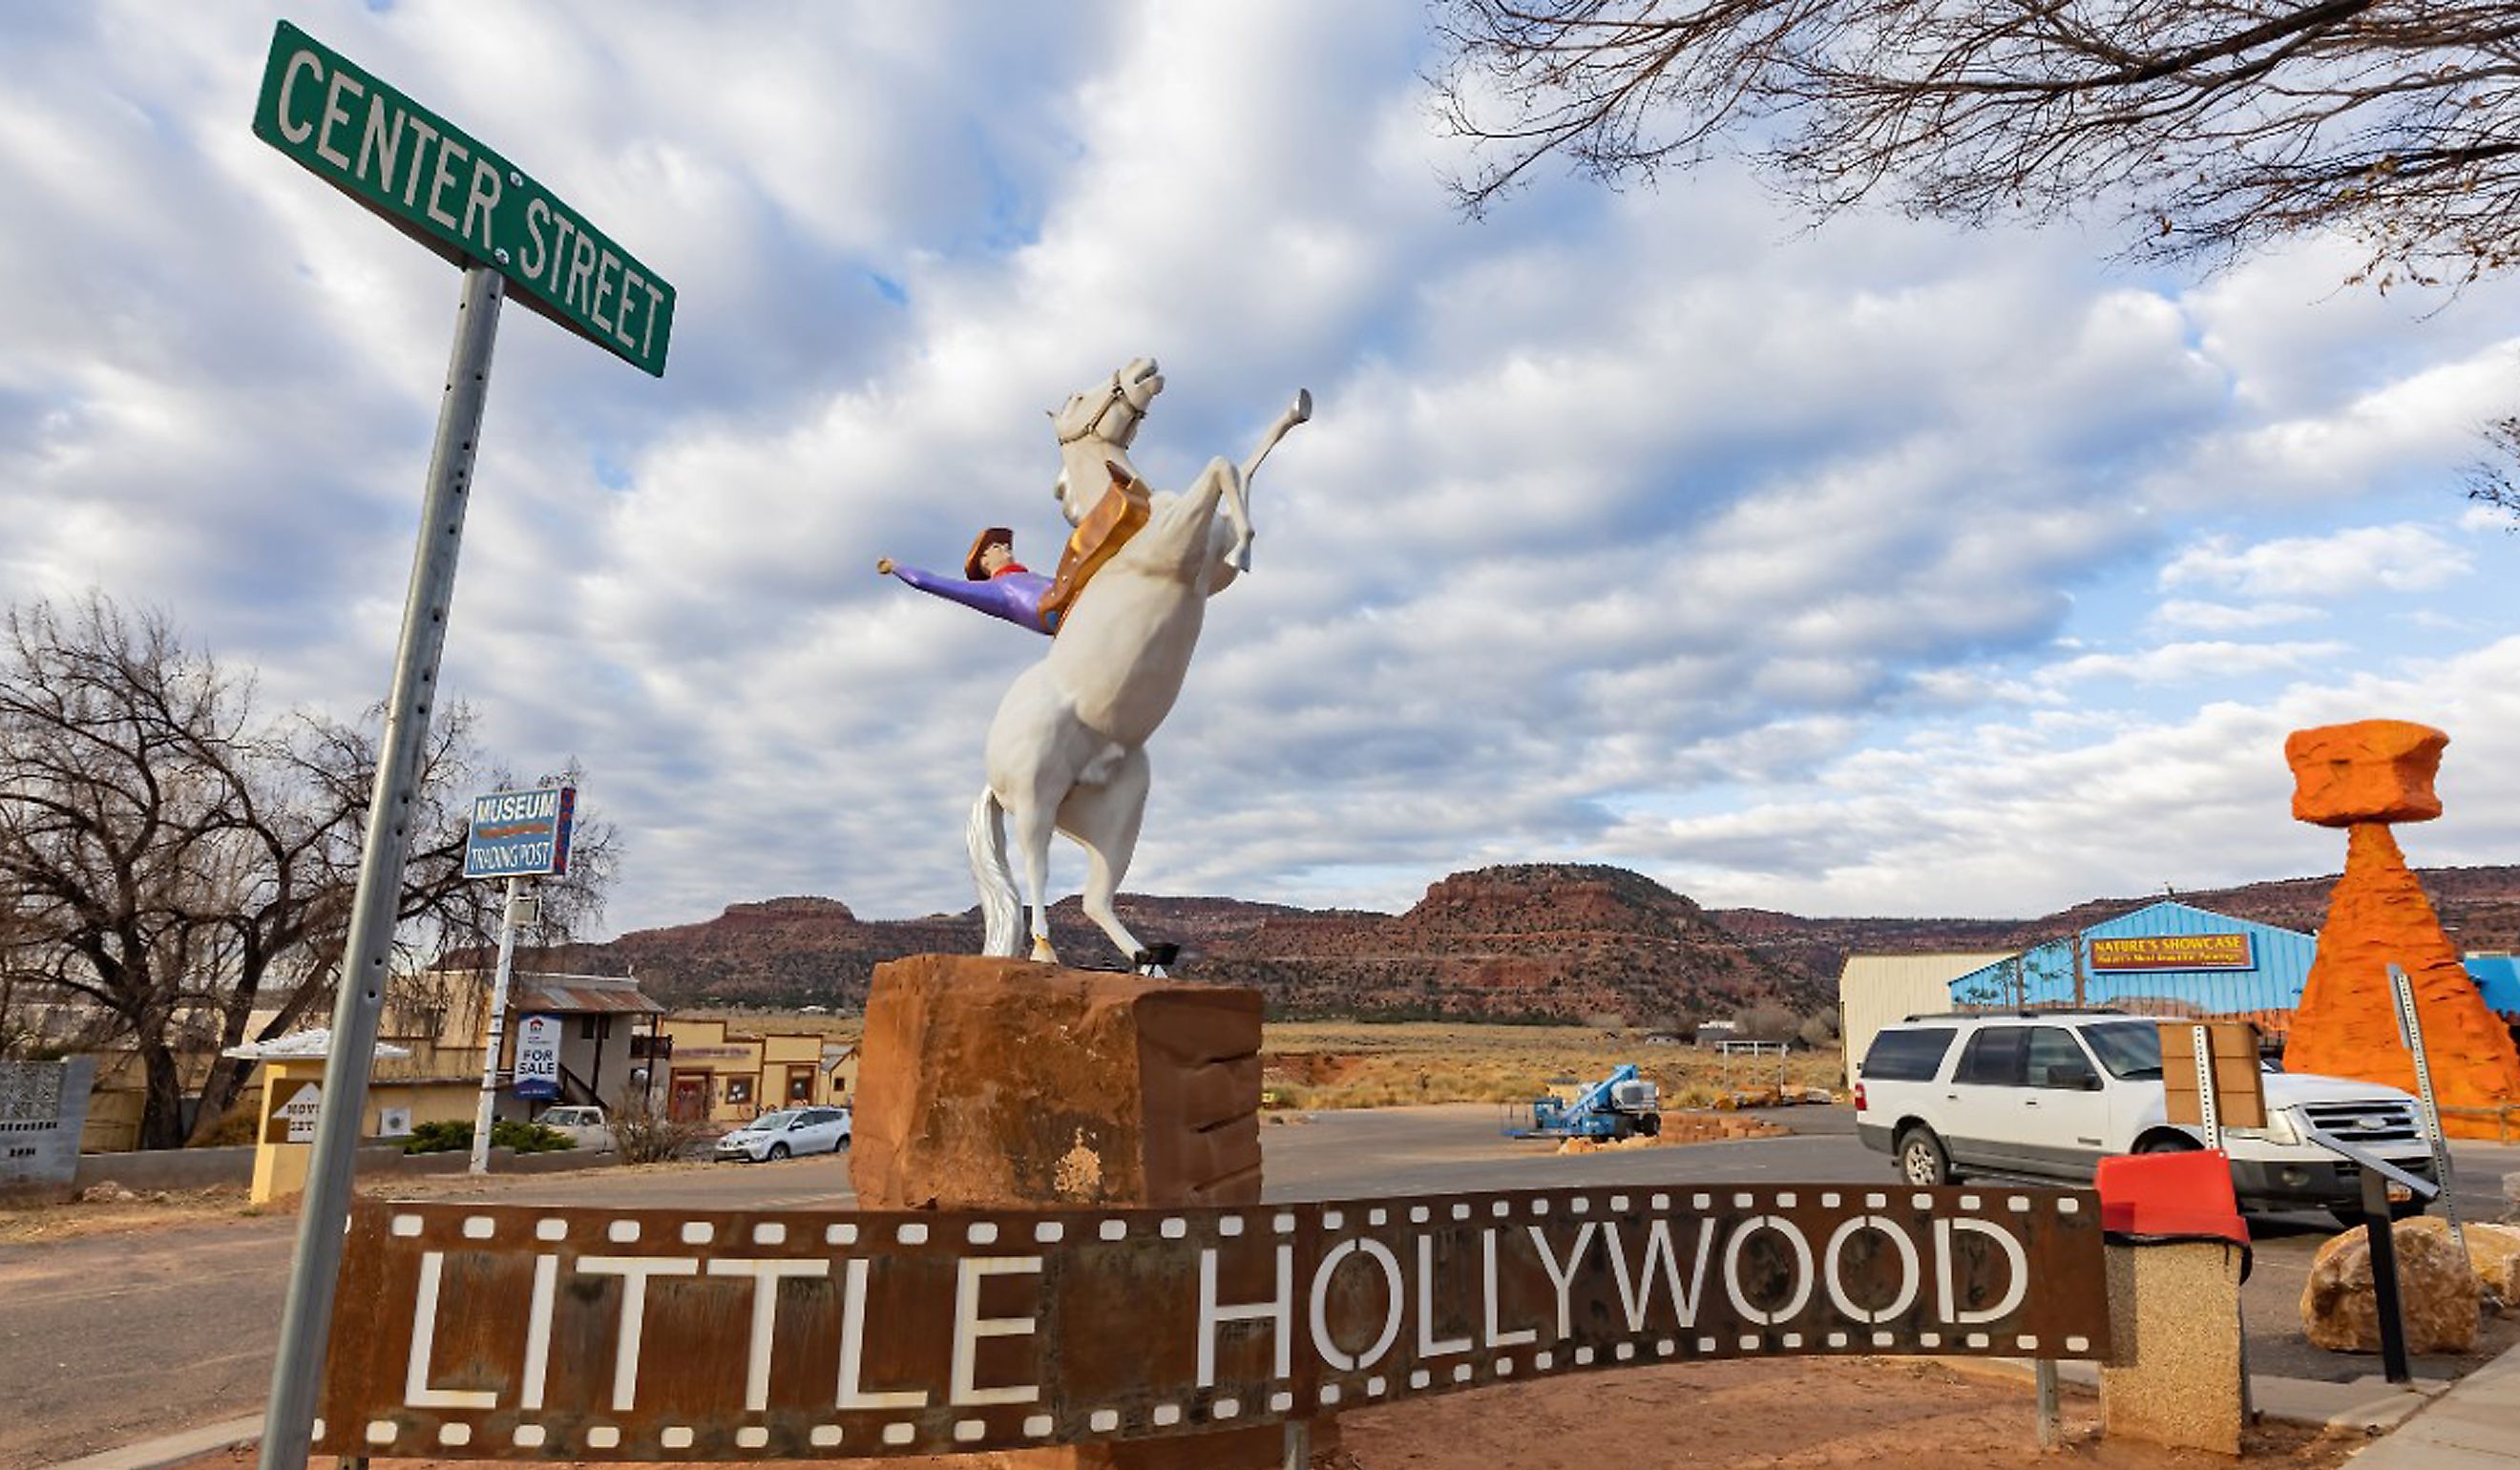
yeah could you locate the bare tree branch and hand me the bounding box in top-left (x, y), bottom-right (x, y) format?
top-left (1431, 0), bottom-right (2520, 284)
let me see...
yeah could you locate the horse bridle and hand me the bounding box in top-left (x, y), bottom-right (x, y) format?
top-left (1056, 369), bottom-right (1148, 447)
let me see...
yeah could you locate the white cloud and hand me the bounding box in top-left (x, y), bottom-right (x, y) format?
top-left (2038, 640), bottom-right (2349, 687)
top-left (2151, 598), bottom-right (2323, 633)
top-left (5, 0), bottom-right (2520, 937)
top-left (2160, 524), bottom-right (2473, 599)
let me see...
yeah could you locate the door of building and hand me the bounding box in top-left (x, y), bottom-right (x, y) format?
top-left (786, 1064), bottom-right (816, 1104)
top-left (669, 1073), bottom-right (709, 1124)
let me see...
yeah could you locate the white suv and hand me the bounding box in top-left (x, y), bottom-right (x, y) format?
top-left (1855, 1011), bottom-right (2434, 1223)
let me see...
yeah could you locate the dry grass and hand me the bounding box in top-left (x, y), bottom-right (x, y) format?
top-left (716, 1009), bottom-right (1842, 1113)
top-left (0, 1186), bottom-right (276, 1243)
top-left (1255, 1021), bottom-right (1841, 1111)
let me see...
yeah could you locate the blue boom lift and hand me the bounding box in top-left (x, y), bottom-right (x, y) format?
top-left (1502, 1063), bottom-right (1663, 1141)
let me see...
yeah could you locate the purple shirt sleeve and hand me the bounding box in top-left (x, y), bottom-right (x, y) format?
top-left (887, 565), bottom-right (1051, 635)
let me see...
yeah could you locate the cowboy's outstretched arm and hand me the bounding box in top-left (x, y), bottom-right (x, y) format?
top-left (879, 561), bottom-right (1052, 635)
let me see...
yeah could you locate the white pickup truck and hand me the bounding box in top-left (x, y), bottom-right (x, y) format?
top-left (1855, 1011), bottom-right (2434, 1224)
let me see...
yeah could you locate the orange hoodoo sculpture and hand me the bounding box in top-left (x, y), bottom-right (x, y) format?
top-left (2282, 720), bottom-right (2520, 1138)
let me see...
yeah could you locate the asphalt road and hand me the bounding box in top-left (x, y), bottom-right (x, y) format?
top-left (4, 1106), bottom-right (2513, 1469)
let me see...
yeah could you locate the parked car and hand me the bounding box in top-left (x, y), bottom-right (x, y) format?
top-left (534, 1104), bottom-right (614, 1153)
top-left (1855, 1011), bottom-right (2434, 1224)
top-left (714, 1105), bottom-right (851, 1163)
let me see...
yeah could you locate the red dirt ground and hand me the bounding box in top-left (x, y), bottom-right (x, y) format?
top-left (166, 1357), bottom-right (2365, 1470)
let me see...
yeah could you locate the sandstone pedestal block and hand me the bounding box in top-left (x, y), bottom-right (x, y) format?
top-left (852, 956), bottom-right (1263, 1210)
top-left (2302, 1220), bottom-right (2483, 1354)
top-left (851, 955), bottom-right (1327, 1469)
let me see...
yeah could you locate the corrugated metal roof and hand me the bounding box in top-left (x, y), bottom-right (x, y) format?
top-left (511, 974), bottom-right (664, 1016)
top-left (1945, 901), bottom-right (2317, 1038)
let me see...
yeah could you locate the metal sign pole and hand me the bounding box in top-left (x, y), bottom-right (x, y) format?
top-left (468, 874), bottom-right (527, 1174)
top-left (257, 264), bottom-right (504, 1470)
top-left (2190, 1023), bottom-right (2221, 1150)
top-left (2388, 963), bottom-right (2465, 1254)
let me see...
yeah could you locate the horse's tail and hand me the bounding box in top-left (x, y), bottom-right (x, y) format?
top-left (967, 787), bottom-right (1023, 957)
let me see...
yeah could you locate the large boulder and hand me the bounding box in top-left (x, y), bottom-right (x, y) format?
top-left (2301, 1219), bottom-right (2482, 1354)
top-left (2402, 1216), bottom-right (2520, 1307)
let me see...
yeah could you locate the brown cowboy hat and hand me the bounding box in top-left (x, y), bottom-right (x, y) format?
top-left (963, 527), bottom-right (1014, 580)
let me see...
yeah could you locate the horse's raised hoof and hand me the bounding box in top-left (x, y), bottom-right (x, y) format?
top-left (1030, 936), bottom-right (1060, 965)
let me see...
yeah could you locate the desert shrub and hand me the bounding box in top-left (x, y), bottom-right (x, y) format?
top-left (400, 1119), bottom-right (574, 1155)
top-left (187, 1108), bottom-right (260, 1147)
top-left (1797, 1009), bottom-right (1840, 1048)
top-left (611, 1101), bottom-right (704, 1165)
top-left (1733, 1003), bottom-right (1801, 1042)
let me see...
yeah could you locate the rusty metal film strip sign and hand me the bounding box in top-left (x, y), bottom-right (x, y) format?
top-left (314, 1185), bottom-right (2110, 1460)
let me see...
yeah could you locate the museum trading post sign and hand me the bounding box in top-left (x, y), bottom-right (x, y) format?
top-left (2090, 934), bottom-right (2256, 972)
top-left (463, 787), bottom-right (578, 879)
top-left (253, 22), bottom-right (675, 376)
top-left (313, 1185), bottom-right (2109, 1460)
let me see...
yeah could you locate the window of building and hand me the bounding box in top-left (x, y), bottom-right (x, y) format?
top-left (579, 1016), bottom-right (598, 1040)
top-left (787, 1066), bottom-right (814, 1102)
top-left (724, 1077), bottom-right (753, 1106)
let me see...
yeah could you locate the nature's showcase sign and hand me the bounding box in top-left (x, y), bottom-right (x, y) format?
top-left (314, 1186), bottom-right (2110, 1460)
top-left (2089, 934), bottom-right (2256, 972)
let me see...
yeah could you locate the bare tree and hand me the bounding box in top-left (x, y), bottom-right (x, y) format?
top-left (1432, 1), bottom-right (2520, 286)
top-left (0, 595), bottom-right (619, 1146)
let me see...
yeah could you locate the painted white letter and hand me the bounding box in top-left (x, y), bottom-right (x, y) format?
top-left (707, 1257), bottom-right (832, 1411)
top-left (1527, 1223), bottom-right (1597, 1340)
top-left (1604, 1219), bottom-right (1715, 1332)
top-left (1197, 1244), bottom-right (1292, 1388)
top-left (1415, 1235), bottom-right (1471, 1357)
top-left (577, 1254), bottom-right (698, 1411)
top-left (519, 1255), bottom-right (557, 1410)
top-left (275, 51), bottom-right (322, 144)
top-left (355, 94), bottom-right (404, 189)
top-left (315, 70), bottom-right (362, 169)
top-left (1481, 1229), bottom-right (1539, 1347)
top-left (397, 118), bottom-right (440, 207)
top-left (1308, 1239), bottom-right (1404, 1373)
top-left (1823, 1217), bottom-right (1922, 1326)
top-left (950, 1256), bottom-right (1042, 1407)
top-left (1722, 1216), bottom-right (1816, 1328)
top-left (838, 1257), bottom-right (928, 1408)
top-left (404, 1250), bottom-right (496, 1409)
top-left (460, 157), bottom-right (502, 250)
top-left (1935, 1218), bottom-right (2029, 1325)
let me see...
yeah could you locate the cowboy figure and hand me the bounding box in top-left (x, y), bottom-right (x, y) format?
top-left (876, 526), bottom-right (1053, 635)
top-left (876, 462), bottom-right (1150, 636)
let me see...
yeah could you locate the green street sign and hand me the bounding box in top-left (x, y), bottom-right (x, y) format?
top-left (252, 20), bottom-right (674, 377)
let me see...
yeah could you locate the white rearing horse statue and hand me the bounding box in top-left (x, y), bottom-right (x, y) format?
top-left (967, 357), bottom-right (1311, 965)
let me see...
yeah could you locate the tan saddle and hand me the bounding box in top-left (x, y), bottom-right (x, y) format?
top-left (1038, 460), bottom-right (1149, 633)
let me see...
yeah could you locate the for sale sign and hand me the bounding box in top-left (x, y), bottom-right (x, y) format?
top-left (464, 788), bottom-right (577, 880)
top-left (310, 1186), bottom-right (2110, 1460)
top-left (513, 1016), bottom-right (562, 1102)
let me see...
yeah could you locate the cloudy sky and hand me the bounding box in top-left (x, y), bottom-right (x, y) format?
top-left (7, 2), bottom-right (2520, 938)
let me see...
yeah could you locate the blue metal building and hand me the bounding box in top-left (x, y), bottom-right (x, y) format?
top-left (2463, 955), bottom-right (2520, 1021)
top-left (1944, 900), bottom-right (2319, 1039)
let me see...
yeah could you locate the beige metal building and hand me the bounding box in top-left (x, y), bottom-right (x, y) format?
top-left (1837, 953), bottom-right (2013, 1088)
